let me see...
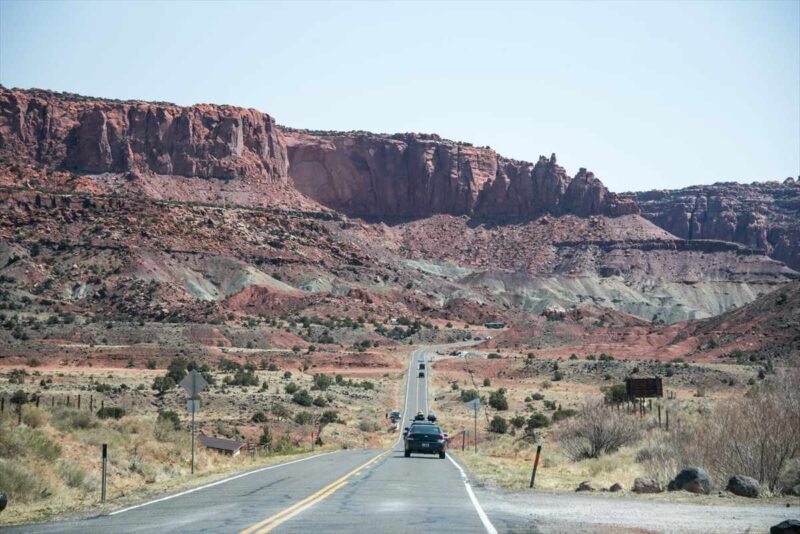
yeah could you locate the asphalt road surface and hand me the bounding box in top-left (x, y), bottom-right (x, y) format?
top-left (6, 342), bottom-right (794, 533)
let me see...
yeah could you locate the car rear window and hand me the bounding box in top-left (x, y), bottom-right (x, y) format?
top-left (412, 425), bottom-right (441, 434)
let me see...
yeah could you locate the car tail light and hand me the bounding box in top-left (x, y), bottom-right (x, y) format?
top-left (407, 434), bottom-right (414, 440)
top-left (437, 434), bottom-right (445, 441)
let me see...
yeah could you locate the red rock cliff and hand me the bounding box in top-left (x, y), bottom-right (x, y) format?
top-left (285, 130), bottom-right (638, 219)
top-left (0, 87), bottom-right (288, 182)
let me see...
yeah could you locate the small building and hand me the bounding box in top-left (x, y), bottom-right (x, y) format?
top-left (198, 434), bottom-right (246, 457)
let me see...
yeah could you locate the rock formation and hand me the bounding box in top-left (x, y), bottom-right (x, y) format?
top-left (626, 181), bottom-right (800, 270)
top-left (0, 86), bottom-right (287, 182)
top-left (285, 130), bottom-right (638, 219)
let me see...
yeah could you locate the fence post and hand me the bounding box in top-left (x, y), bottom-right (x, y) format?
top-left (1, 397), bottom-right (4, 413)
top-left (461, 429), bottom-right (466, 451)
top-left (52, 396), bottom-right (55, 408)
top-left (658, 404), bottom-right (662, 428)
top-left (67, 395), bottom-right (70, 407)
top-left (36, 396), bottom-right (40, 408)
top-left (101, 444), bottom-right (108, 503)
top-left (666, 408), bottom-right (670, 431)
top-left (78, 395), bottom-right (81, 410)
top-left (529, 442), bottom-right (543, 489)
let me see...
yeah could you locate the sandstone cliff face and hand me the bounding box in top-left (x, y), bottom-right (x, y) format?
top-left (625, 180), bottom-right (800, 270)
top-left (0, 87), bottom-right (288, 182)
top-left (285, 130), bottom-right (638, 219)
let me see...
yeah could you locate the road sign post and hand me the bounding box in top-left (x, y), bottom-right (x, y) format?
top-left (180, 370), bottom-right (208, 475)
top-left (464, 398), bottom-right (480, 453)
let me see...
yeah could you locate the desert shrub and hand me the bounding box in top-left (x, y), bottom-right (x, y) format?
top-left (152, 375), bottom-right (176, 394)
top-left (96, 406), bottom-right (126, 419)
top-left (526, 413), bottom-right (549, 434)
top-left (285, 382), bottom-right (299, 394)
top-left (556, 400), bottom-right (640, 460)
top-left (283, 371), bottom-right (292, 379)
top-left (602, 384), bottom-right (627, 404)
top-left (530, 393), bottom-right (545, 401)
top-left (166, 357), bottom-right (189, 383)
top-left (667, 371), bottom-right (800, 491)
top-left (0, 460), bottom-right (52, 502)
top-left (510, 415), bottom-right (526, 429)
top-left (51, 407), bottom-right (96, 431)
top-left (358, 420), bottom-right (379, 432)
top-left (489, 415), bottom-right (508, 434)
top-left (321, 410), bottom-right (340, 425)
top-left (292, 389), bottom-right (313, 407)
top-left (487, 353), bottom-right (501, 359)
top-left (359, 380), bottom-right (374, 390)
top-left (460, 389), bottom-right (479, 403)
top-left (488, 389), bottom-right (508, 411)
top-left (224, 369), bottom-right (258, 387)
top-left (541, 381), bottom-right (552, 389)
top-left (271, 403), bottom-right (290, 420)
top-left (551, 408), bottom-right (578, 423)
top-left (251, 411), bottom-right (268, 423)
top-left (259, 425), bottom-right (273, 449)
top-left (313, 396), bottom-right (328, 407)
top-left (0, 422), bottom-right (61, 460)
top-left (57, 460), bottom-right (96, 491)
top-left (294, 411), bottom-right (313, 425)
top-left (482, 378), bottom-right (491, 387)
top-left (157, 410), bottom-right (182, 430)
top-left (22, 406), bottom-right (48, 428)
top-left (312, 374), bottom-right (333, 391)
top-left (553, 370), bottom-right (564, 381)
top-left (543, 400), bottom-right (557, 410)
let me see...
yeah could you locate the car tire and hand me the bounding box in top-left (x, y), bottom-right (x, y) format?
top-left (404, 450), bottom-right (411, 458)
top-left (439, 451), bottom-right (446, 459)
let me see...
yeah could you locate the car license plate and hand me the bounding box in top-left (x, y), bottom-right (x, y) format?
top-left (421, 443), bottom-right (429, 447)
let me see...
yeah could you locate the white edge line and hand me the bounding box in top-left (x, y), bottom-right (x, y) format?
top-left (447, 454), bottom-right (498, 534)
top-left (108, 450), bottom-right (339, 516)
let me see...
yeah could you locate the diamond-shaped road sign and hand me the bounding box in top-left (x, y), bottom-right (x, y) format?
top-left (180, 369), bottom-right (208, 399)
top-left (464, 398), bottom-right (480, 411)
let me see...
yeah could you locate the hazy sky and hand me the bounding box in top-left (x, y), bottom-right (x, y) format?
top-left (1, 0), bottom-right (798, 192)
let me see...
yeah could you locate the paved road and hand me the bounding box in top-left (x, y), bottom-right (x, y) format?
top-left (5, 342), bottom-right (495, 534)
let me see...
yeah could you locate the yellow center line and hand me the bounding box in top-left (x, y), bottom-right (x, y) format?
top-left (239, 450), bottom-right (389, 534)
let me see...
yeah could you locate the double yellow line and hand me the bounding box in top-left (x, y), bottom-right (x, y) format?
top-left (239, 450), bottom-right (389, 534)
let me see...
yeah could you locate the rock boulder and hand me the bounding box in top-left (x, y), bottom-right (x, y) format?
top-left (668, 467), bottom-right (712, 494)
top-left (726, 475), bottom-right (760, 498)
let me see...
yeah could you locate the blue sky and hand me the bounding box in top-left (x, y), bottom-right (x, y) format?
top-left (1, 0), bottom-right (798, 192)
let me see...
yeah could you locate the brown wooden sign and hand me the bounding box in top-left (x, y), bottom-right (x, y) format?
top-left (626, 377), bottom-right (663, 399)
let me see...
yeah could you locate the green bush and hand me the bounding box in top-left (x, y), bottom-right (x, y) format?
top-left (460, 389), bottom-right (479, 403)
top-left (251, 411), bottom-right (268, 423)
top-left (313, 374), bottom-right (333, 391)
top-left (602, 384), bottom-right (627, 404)
top-left (531, 393), bottom-right (545, 401)
top-left (489, 415), bottom-right (508, 434)
top-left (294, 411), bottom-right (313, 425)
top-left (313, 396), bottom-right (328, 407)
top-left (285, 382), bottom-right (299, 394)
top-left (51, 407), bottom-right (96, 431)
top-left (57, 460), bottom-right (95, 490)
top-left (0, 422), bottom-right (61, 460)
top-left (526, 413), bottom-right (549, 433)
top-left (482, 378), bottom-right (491, 387)
top-left (292, 389), bottom-right (313, 407)
top-left (96, 406), bottom-right (126, 419)
top-left (489, 389), bottom-right (508, 411)
top-left (510, 415), bottom-right (526, 428)
top-left (157, 410), bottom-right (182, 430)
top-left (320, 410), bottom-right (340, 424)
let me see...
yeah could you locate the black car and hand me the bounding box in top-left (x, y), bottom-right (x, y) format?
top-left (403, 420), bottom-right (435, 436)
top-left (404, 424), bottom-right (447, 459)
top-left (418, 371), bottom-right (425, 378)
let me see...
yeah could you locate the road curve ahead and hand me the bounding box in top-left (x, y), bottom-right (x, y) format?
top-left (6, 342), bottom-right (496, 534)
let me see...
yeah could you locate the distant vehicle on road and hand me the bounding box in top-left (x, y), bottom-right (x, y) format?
top-left (404, 424), bottom-right (447, 459)
top-left (426, 413), bottom-right (437, 422)
top-left (413, 412), bottom-right (425, 421)
top-left (484, 322), bottom-right (505, 329)
top-left (418, 371), bottom-right (425, 378)
top-left (390, 410), bottom-right (401, 422)
top-left (418, 362), bottom-right (426, 370)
